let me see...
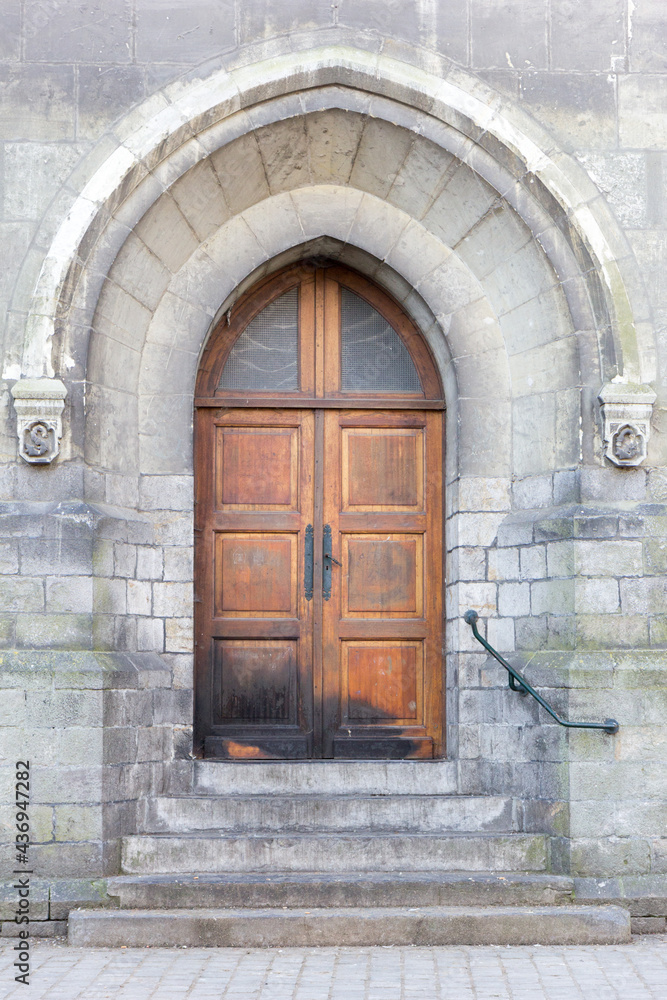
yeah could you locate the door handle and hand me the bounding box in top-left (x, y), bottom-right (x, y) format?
top-left (304, 524), bottom-right (314, 601)
top-left (322, 524), bottom-right (340, 600)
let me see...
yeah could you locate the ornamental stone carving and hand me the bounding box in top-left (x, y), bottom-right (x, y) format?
top-left (598, 383), bottom-right (656, 468)
top-left (11, 379), bottom-right (67, 465)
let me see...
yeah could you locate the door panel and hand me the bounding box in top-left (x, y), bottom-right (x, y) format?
top-left (216, 425), bottom-right (300, 509)
top-left (322, 410), bottom-right (443, 759)
top-left (195, 408), bottom-right (315, 759)
top-left (343, 535), bottom-right (422, 615)
top-left (342, 427), bottom-right (424, 510)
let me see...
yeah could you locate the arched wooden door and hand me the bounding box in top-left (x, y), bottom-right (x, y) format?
top-left (194, 264), bottom-right (445, 759)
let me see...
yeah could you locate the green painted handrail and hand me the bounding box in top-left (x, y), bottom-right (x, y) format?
top-left (463, 610), bottom-right (619, 735)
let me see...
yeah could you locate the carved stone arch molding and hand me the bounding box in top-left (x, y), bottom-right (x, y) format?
top-left (15, 43), bottom-right (657, 479)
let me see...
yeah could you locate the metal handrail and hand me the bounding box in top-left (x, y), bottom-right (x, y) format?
top-left (463, 610), bottom-right (619, 735)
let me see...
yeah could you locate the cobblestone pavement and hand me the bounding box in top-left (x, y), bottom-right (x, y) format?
top-left (0, 937), bottom-right (666, 999)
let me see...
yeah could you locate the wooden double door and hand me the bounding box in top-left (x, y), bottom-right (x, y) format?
top-left (194, 265), bottom-right (444, 759)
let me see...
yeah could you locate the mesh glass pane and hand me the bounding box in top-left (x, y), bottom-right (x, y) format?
top-left (341, 289), bottom-right (422, 393)
top-left (219, 288), bottom-right (299, 391)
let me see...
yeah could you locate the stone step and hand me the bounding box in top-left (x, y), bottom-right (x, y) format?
top-left (68, 904), bottom-right (631, 948)
top-left (193, 759), bottom-right (458, 796)
top-left (107, 871), bottom-right (575, 910)
top-left (122, 832), bottom-right (548, 874)
top-left (140, 794), bottom-right (518, 834)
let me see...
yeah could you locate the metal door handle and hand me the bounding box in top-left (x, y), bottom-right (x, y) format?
top-left (304, 524), bottom-right (313, 601)
top-left (322, 524), bottom-right (339, 600)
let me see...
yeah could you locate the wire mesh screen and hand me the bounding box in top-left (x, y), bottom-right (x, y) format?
top-left (341, 289), bottom-right (422, 393)
top-left (219, 288), bottom-right (299, 391)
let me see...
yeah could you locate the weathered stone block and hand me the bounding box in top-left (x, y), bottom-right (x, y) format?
top-left (94, 578), bottom-right (127, 615)
top-left (0, 0), bottom-right (20, 60)
top-left (140, 476), bottom-right (193, 512)
top-left (581, 467), bottom-right (647, 502)
top-left (569, 837), bottom-right (652, 877)
top-left (138, 0), bottom-right (235, 61)
top-left (136, 617), bottom-right (164, 652)
top-left (25, 0), bottom-right (132, 62)
top-left (92, 539), bottom-right (114, 578)
top-left (578, 614), bottom-right (649, 649)
top-left (498, 582), bottom-right (530, 617)
top-left (17, 613), bottom-right (92, 650)
top-left (163, 547), bottom-right (193, 582)
top-left (486, 616), bottom-right (515, 652)
top-left (453, 512), bottom-right (505, 548)
top-left (531, 579), bottom-right (574, 616)
top-left (452, 547), bottom-right (486, 582)
top-left (0, 65), bottom-right (75, 140)
top-left (458, 477), bottom-right (511, 513)
top-left (619, 74), bottom-right (667, 148)
top-left (137, 725), bottom-right (172, 763)
top-left (575, 540), bottom-right (643, 578)
top-left (152, 581), bottom-right (192, 618)
top-left (30, 766), bottom-right (103, 805)
top-left (112, 543), bottom-right (137, 581)
top-left (26, 690), bottom-right (102, 729)
top-left (45, 576), bottom-right (93, 614)
top-left (0, 575), bottom-right (42, 613)
top-left (519, 546), bottom-right (546, 581)
top-left (21, 537), bottom-right (92, 577)
top-left (55, 805), bottom-right (103, 843)
top-left (163, 652), bottom-right (194, 690)
top-left (515, 615), bottom-right (547, 650)
top-left (127, 580), bottom-right (152, 616)
top-left (471, 0), bottom-right (546, 69)
top-left (78, 64), bottom-right (146, 140)
top-left (136, 546), bottom-right (163, 581)
top-left (575, 578), bottom-right (619, 614)
top-left (521, 71), bottom-right (616, 149)
top-left (551, 0), bottom-right (625, 71)
top-left (620, 577), bottom-right (667, 615)
top-left (0, 540), bottom-right (19, 575)
top-left (512, 476), bottom-right (553, 510)
top-left (487, 546), bottom-right (519, 582)
top-left (0, 880), bottom-right (48, 922)
top-left (165, 617), bottom-right (194, 654)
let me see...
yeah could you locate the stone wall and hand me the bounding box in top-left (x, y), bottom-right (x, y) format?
top-left (0, 0), bottom-right (666, 926)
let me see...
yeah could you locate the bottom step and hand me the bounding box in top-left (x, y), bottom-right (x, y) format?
top-left (69, 905), bottom-right (630, 947)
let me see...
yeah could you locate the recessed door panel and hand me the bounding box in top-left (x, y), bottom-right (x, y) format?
top-left (344, 535), bottom-right (422, 616)
top-left (216, 426), bottom-right (299, 509)
top-left (344, 641), bottom-right (423, 724)
top-left (214, 533), bottom-right (297, 616)
top-left (343, 428), bottom-right (424, 510)
top-left (213, 639), bottom-right (298, 724)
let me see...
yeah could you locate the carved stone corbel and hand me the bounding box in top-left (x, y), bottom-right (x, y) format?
top-left (598, 383), bottom-right (656, 468)
top-left (11, 379), bottom-right (67, 465)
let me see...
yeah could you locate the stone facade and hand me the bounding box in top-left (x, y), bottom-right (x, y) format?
top-left (1, 1), bottom-right (666, 930)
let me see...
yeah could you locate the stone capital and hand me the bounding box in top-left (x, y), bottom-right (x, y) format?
top-left (11, 378), bottom-right (67, 465)
top-left (598, 383), bottom-right (656, 468)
